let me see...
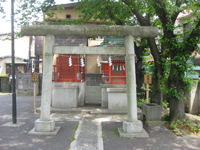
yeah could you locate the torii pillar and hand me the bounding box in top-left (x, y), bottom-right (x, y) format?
top-left (21, 25), bottom-right (158, 136)
top-left (117, 35), bottom-right (149, 137)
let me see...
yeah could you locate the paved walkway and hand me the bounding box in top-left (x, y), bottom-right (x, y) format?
top-left (0, 94), bottom-right (200, 150)
top-left (70, 119), bottom-right (103, 150)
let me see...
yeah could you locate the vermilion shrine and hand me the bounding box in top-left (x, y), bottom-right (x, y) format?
top-left (21, 25), bottom-right (158, 137)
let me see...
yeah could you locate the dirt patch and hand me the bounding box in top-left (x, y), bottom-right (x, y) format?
top-left (163, 122), bottom-right (200, 137)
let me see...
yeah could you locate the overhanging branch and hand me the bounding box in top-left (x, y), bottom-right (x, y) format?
top-left (122, 0), bottom-right (149, 26)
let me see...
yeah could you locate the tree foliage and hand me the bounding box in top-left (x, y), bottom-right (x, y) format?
top-left (75, 0), bottom-right (200, 122)
top-left (0, 0), bottom-right (5, 13)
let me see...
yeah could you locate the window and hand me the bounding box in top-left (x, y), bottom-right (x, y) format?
top-left (113, 65), bottom-right (122, 73)
top-left (113, 65), bottom-right (118, 73)
top-left (118, 65), bottom-right (122, 73)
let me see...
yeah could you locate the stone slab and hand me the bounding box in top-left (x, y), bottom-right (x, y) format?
top-left (52, 87), bottom-right (78, 108)
top-left (118, 128), bottom-right (149, 138)
top-left (101, 87), bottom-right (108, 108)
top-left (107, 88), bottom-right (127, 93)
top-left (85, 86), bottom-right (101, 104)
top-left (1, 122), bottom-right (26, 127)
top-left (28, 127), bottom-right (61, 135)
top-left (145, 121), bottom-right (163, 127)
top-left (17, 89), bottom-right (33, 96)
top-left (100, 83), bottom-right (126, 88)
top-left (108, 93), bottom-right (127, 110)
top-left (52, 82), bottom-right (85, 106)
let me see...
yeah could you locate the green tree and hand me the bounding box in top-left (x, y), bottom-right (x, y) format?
top-left (74, 0), bottom-right (200, 122)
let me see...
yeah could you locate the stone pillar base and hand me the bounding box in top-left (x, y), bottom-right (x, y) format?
top-left (118, 120), bottom-right (149, 138)
top-left (123, 120), bottom-right (143, 133)
top-left (145, 121), bottom-right (163, 127)
top-left (35, 119), bottom-right (55, 132)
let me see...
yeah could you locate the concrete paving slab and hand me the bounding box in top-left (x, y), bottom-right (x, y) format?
top-left (50, 113), bottom-right (83, 121)
top-left (1, 122), bottom-right (26, 127)
top-left (71, 119), bottom-right (103, 150)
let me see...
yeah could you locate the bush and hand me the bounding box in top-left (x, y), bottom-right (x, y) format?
top-left (137, 98), bottom-right (146, 108)
top-left (163, 100), bottom-right (169, 108)
top-left (0, 74), bottom-right (9, 77)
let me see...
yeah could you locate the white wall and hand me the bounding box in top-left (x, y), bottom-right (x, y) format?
top-left (0, 57), bottom-right (25, 74)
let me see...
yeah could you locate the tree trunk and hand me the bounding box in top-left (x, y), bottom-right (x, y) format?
top-left (135, 42), bottom-right (145, 99)
top-left (170, 96), bottom-right (185, 122)
top-left (168, 66), bottom-right (186, 122)
top-left (151, 62), bottom-right (163, 105)
top-left (136, 55), bottom-right (145, 99)
top-left (147, 38), bottom-right (163, 105)
top-left (151, 80), bottom-right (162, 105)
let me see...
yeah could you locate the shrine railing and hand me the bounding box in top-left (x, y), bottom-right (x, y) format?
top-left (102, 70), bottom-right (126, 84)
top-left (52, 65), bottom-right (85, 82)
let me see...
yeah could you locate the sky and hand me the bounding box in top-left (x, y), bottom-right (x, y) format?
top-left (0, 0), bottom-right (77, 34)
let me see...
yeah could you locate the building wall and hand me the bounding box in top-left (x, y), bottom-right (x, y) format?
top-left (0, 59), bottom-right (5, 74)
top-left (0, 58), bottom-right (25, 74)
top-left (86, 54), bottom-right (101, 74)
top-left (53, 8), bottom-right (80, 20)
top-left (39, 62), bottom-right (43, 73)
top-left (16, 72), bottom-right (40, 96)
top-left (45, 8), bottom-right (102, 24)
top-left (0, 34), bottom-right (29, 74)
top-left (18, 64), bottom-right (25, 73)
top-left (185, 79), bottom-right (200, 114)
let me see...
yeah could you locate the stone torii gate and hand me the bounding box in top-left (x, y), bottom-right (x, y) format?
top-left (21, 25), bottom-right (158, 137)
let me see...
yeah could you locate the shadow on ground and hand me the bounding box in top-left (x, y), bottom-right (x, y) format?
top-left (102, 122), bottom-right (200, 150)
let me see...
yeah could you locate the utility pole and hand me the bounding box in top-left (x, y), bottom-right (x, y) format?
top-left (11, 0), bottom-right (17, 124)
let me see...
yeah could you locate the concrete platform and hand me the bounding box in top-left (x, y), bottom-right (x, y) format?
top-left (28, 127), bottom-right (61, 135)
top-left (36, 106), bottom-right (142, 115)
top-left (1, 122), bottom-right (26, 127)
top-left (118, 128), bottom-right (149, 138)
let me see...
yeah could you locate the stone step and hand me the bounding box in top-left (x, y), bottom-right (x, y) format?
top-left (37, 107), bottom-right (142, 115)
top-left (70, 119), bottom-right (103, 150)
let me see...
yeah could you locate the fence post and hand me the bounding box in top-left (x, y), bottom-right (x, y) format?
top-left (9, 78), bottom-right (11, 93)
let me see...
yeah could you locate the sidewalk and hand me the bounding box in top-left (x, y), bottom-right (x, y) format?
top-left (0, 94), bottom-right (200, 150)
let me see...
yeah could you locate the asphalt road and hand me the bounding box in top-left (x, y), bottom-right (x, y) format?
top-left (1, 94), bottom-right (200, 150)
top-left (0, 94), bottom-right (77, 150)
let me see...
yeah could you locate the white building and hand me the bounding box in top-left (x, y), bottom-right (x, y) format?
top-left (0, 33), bottom-right (31, 75)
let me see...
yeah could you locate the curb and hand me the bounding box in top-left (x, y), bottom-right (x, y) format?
top-left (70, 119), bottom-right (83, 150)
top-left (97, 122), bottom-right (104, 150)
